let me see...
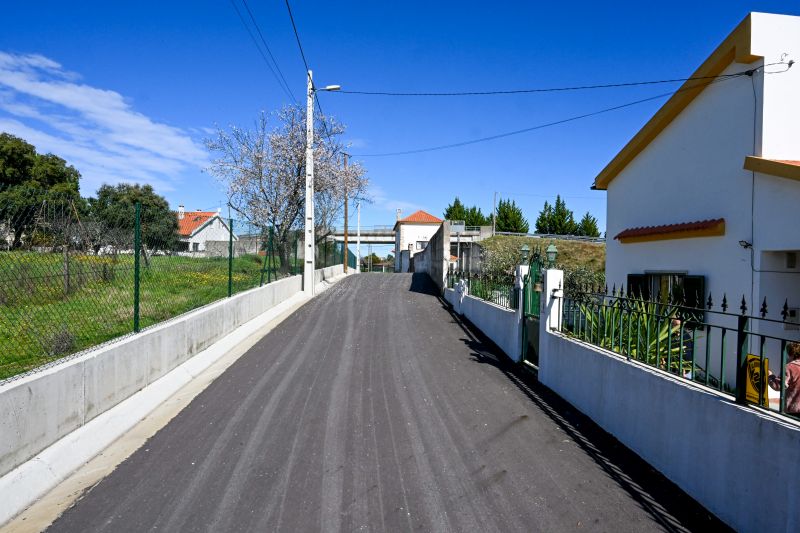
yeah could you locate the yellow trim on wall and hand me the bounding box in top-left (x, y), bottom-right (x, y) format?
top-left (744, 156), bottom-right (800, 182)
top-left (593, 14), bottom-right (759, 191)
top-left (617, 220), bottom-right (725, 243)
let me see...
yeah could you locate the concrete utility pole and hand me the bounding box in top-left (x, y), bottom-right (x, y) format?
top-left (302, 70), bottom-right (340, 295)
top-left (356, 201), bottom-right (361, 273)
top-left (343, 153), bottom-right (348, 273)
top-left (303, 70), bottom-right (315, 295)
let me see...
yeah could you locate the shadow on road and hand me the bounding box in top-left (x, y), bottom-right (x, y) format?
top-left (408, 272), bottom-right (439, 296)
top-left (442, 301), bottom-right (731, 533)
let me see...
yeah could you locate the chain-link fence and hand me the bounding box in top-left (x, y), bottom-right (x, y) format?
top-left (0, 186), bottom-right (300, 382)
top-left (315, 238), bottom-right (356, 270)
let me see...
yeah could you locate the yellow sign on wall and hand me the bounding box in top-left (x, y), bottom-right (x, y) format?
top-left (745, 354), bottom-right (769, 407)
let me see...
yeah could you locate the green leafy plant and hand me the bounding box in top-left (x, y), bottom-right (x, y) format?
top-left (565, 296), bottom-right (696, 376)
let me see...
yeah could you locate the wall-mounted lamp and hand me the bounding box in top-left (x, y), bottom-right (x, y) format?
top-left (739, 240), bottom-right (753, 249)
top-left (546, 242), bottom-right (558, 267)
top-left (520, 244), bottom-right (530, 263)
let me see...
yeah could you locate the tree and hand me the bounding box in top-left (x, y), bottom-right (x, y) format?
top-left (495, 198), bottom-right (529, 233)
top-left (443, 197), bottom-right (467, 222)
top-left (444, 197), bottom-right (490, 226)
top-left (465, 205), bottom-right (490, 226)
top-left (576, 212), bottom-right (600, 237)
top-left (89, 184), bottom-right (178, 250)
top-left (206, 106), bottom-right (368, 273)
top-left (534, 195), bottom-right (581, 235)
top-left (0, 133), bottom-right (81, 247)
top-left (534, 201), bottom-right (554, 233)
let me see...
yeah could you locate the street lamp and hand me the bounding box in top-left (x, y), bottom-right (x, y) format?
top-left (304, 70), bottom-right (341, 295)
top-left (520, 244), bottom-right (530, 264)
top-left (546, 242), bottom-right (558, 268)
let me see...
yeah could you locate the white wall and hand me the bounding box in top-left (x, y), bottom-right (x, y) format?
top-left (538, 268), bottom-right (800, 532)
top-left (395, 223), bottom-right (440, 272)
top-left (605, 14), bottom-right (800, 338)
top-left (0, 275), bottom-right (303, 479)
top-left (186, 216), bottom-right (232, 252)
top-left (539, 333), bottom-right (800, 533)
top-left (444, 288), bottom-right (521, 362)
top-left (313, 264), bottom-right (344, 285)
top-left (754, 13), bottom-right (800, 161)
top-left (605, 58), bottom-right (759, 302)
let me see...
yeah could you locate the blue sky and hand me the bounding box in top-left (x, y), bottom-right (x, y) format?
top-left (1, 0), bottom-right (798, 256)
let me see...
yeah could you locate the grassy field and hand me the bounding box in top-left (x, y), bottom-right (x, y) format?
top-left (478, 235), bottom-right (605, 275)
top-left (0, 251), bottom-right (298, 380)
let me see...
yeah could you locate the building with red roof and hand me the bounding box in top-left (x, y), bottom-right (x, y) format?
top-left (176, 206), bottom-right (236, 253)
top-left (392, 209), bottom-right (443, 272)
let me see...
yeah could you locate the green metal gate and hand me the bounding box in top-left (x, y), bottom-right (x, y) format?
top-left (521, 252), bottom-right (543, 368)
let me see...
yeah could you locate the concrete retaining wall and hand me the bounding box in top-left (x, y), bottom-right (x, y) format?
top-left (0, 275), bottom-right (303, 479)
top-left (537, 270), bottom-right (800, 532)
top-left (444, 287), bottom-right (521, 362)
top-left (314, 264), bottom-right (344, 285)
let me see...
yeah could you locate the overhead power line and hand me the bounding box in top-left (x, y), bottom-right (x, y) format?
top-left (283, 0), bottom-right (334, 140)
top-left (332, 66), bottom-right (776, 97)
top-left (351, 74), bottom-right (749, 157)
top-left (283, 0), bottom-right (311, 74)
top-left (240, 0), bottom-right (296, 103)
top-left (228, 0), bottom-right (297, 103)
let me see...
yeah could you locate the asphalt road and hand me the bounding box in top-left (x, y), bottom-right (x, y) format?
top-left (48, 274), bottom-right (727, 532)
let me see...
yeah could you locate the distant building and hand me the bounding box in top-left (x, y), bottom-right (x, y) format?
top-left (176, 206), bottom-right (236, 253)
top-left (393, 209), bottom-right (443, 272)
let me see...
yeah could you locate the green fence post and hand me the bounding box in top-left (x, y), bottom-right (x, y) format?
top-left (268, 226), bottom-right (274, 283)
top-left (228, 217), bottom-right (234, 297)
top-left (294, 235), bottom-right (298, 275)
top-left (259, 227), bottom-right (268, 287)
top-left (133, 201), bottom-right (141, 333)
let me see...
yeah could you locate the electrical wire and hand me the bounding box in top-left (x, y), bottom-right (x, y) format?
top-left (228, 0), bottom-right (296, 103)
top-left (283, 0), bottom-right (335, 142)
top-left (333, 62), bottom-right (792, 97)
top-left (240, 0), bottom-right (297, 103)
top-left (283, 0), bottom-right (311, 74)
top-left (335, 73), bottom-right (741, 97)
top-left (350, 73), bottom-right (751, 157)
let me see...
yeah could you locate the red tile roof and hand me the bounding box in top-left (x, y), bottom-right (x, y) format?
top-left (397, 210), bottom-right (442, 224)
top-left (615, 218), bottom-right (725, 243)
top-left (177, 211), bottom-right (218, 237)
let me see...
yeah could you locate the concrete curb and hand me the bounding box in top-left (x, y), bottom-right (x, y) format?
top-left (0, 291), bottom-right (309, 527)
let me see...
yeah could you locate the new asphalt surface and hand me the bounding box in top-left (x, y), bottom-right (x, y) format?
top-left (47, 273), bottom-right (728, 532)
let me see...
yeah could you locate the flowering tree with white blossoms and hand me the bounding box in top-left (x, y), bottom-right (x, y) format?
top-left (205, 106), bottom-right (368, 272)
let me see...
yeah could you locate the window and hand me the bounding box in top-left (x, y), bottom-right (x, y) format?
top-left (787, 252), bottom-right (797, 269)
top-left (192, 242), bottom-right (200, 252)
top-left (416, 241), bottom-right (427, 251)
top-left (627, 272), bottom-right (705, 308)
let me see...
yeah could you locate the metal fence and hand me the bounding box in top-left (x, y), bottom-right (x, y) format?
top-left (557, 287), bottom-right (800, 419)
top-left (315, 238), bottom-right (356, 270)
top-left (0, 188), bottom-right (302, 383)
top-left (447, 272), bottom-right (517, 309)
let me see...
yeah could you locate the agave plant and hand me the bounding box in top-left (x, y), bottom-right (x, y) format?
top-left (565, 296), bottom-right (696, 376)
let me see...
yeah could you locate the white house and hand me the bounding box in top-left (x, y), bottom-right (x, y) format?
top-left (176, 206), bottom-right (235, 253)
top-left (597, 12), bottom-right (800, 343)
top-left (393, 210), bottom-right (443, 272)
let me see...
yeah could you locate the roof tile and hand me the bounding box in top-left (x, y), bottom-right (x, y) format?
top-left (177, 211), bottom-right (218, 237)
top-left (397, 210), bottom-right (443, 224)
top-left (615, 218), bottom-right (725, 241)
